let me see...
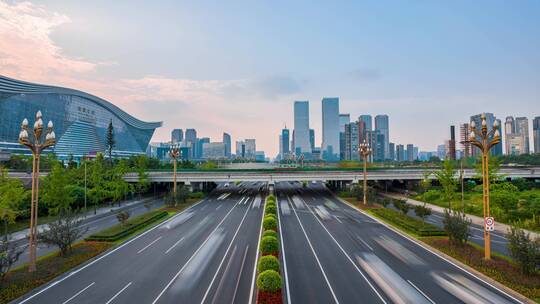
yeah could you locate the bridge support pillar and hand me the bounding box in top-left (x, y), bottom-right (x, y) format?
top-left (183, 181), bottom-right (193, 192)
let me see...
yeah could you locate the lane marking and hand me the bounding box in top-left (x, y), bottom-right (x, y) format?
top-left (231, 245), bottom-right (249, 304)
top-left (335, 196), bottom-right (524, 304)
top-left (212, 246), bottom-right (238, 304)
top-left (61, 282), bottom-right (95, 304)
top-left (18, 198), bottom-right (208, 304)
top-left (105, 282), bottom-right (132, 304)
top-left (248, 198), bottom-right (266, 304)
top-left (165, 237), bottom-right (185, 254)
top-left (289, 196), bottom-right (340, 304)
top-left (333, 215), bottom-right (343, 223)
top-left (407, 280), bottom-right (436, 304)
top-left (137, 236), bottom-right (163, 254)
top-left (151, 201), bottom-right (239, 304)
top-left (357, 236), bottom-right (373, 251)
top-left (304, 199), bottom-right (387, 304)
top-left (278, 197), bottom-right (292, 304)
top-left (200, 202), bottom-right (252, 304)
top-left (216, 204), bottom-right (222, 210)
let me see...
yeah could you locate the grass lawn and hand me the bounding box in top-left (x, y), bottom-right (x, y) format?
top-left (0, 242), bottom-right (113, 303)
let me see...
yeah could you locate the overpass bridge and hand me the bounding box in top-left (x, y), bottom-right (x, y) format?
top-left (123, 167), bottom-right (540, 184)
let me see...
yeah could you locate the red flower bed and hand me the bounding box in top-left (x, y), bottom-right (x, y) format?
top-left (262, 252), bottom-right (279, 258)
top-left (257, 289), bottom-right (283, 304)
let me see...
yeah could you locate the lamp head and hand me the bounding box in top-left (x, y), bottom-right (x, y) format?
top-left (494, 129), bottom-right (500, 138)
top-left (21, 118), bottom-right (29, 128)
top-left (48, 120), bottom-right (53, 129)
top-left (469, 131), bottom-right (475, 140)
top-left (470, 121), bottom-right (476, 128)
top-left (36, 110), bottom-right (42, 119)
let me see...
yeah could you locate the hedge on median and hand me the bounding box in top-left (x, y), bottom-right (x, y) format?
top-left (265, 204), bottom-right (277, 215)
top-left (370, 208), bottom-right (446, 237)
top-left (263, 217), bottom-right (278, 231)
top-left (262, 230), bottom-right (278, 239)
top-left (260, 236), bottom-right (279, 255)
top-left (85, 210), bottom-right (168, 242)
top-left (256, 270), bottom-right (282, 292)
top-left (258, 255), bottom-right (280, 273)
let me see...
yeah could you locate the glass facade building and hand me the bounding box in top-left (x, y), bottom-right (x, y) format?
top-left (322, 97), bottom-right (340, 161)
top-left (0, 75), bottom-right (162, 159)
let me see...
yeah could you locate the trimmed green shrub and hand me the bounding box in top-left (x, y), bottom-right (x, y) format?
top-left (263, 217), bottom-right (278, 231)
top-left (262, 230), bottom-right (278, 239)
top-left (256, 270), bottom-right (282, 292)
top-left (266, 194), bottom-right (276, 202)
top-left (265, 205), bottom-right (277, 215)
top-left (264, 214), bottom-right (277, 221)
top-left (86, 210), bottom-right (167, 242)
top-left (370, 208), bottom-right (446, 237)
top-left (258, 255), bottom-right (280, 273)
top-left (260, 236), bottom-right (279, 254)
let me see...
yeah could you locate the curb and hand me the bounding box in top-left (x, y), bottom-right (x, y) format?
top-left (335, 196), bottom-right (535, 304)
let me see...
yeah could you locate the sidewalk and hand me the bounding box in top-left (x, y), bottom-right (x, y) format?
top-left (382, 192), bottom-right (540, 239)
top-left (9, 196), bottom-right (157, 242)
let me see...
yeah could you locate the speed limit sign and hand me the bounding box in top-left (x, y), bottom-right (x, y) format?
top-left (485, 217), bottom-right (495, 231)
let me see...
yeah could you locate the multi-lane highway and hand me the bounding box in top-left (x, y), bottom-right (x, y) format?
top-left (15, 182), bottom-right (265, 304)
top-left (276, 181), bottom-right (524, 304)
top-left (15, 181), bottom-right (529, 304)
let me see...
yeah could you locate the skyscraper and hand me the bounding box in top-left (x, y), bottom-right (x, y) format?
top-left (515, 117), bottom-right (530, 154)
top-left (281, 127), bottom-right (290, 158)
top-left (388, 142), bottom-right (395, 161)
top-left (171, 129), bottom-right (183, 143)
top-left (339, 114), bottom-right (350, 160)
top-left (223, 132), bottom-right (231, 157)
top-left (448, 125), bottom-right (456, 160)
top-left (245, 139), bottom-right (256, 159)
top-left (344, 122), bottom-right (359, 160)
top-left (185, 128), bottom-right (197, 158)
top-left (534, 117), bottom-right (540, 153)
top-left (470, 113), bottom-right (502, 157)
top-left (375, 115), bottom-right (389, 159)
top-left (359, 115), bottom-right (372, 132)
top-left (504, 116), bottom-right (529, 155)
top-left (460, 123), bottom-right (471, 158)
top-left (406, 144), bottom-right (414, 161)
top-left (322, 97), bottom-right (340, 161)
top-left (309, 129), bottom-right (315, 152)
top-left (294, 101), bottom-right (310, 155)
top-left (396, 144), bottom-right (405, 162)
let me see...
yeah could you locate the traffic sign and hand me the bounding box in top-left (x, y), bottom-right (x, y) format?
top-left (485, 217), bottom-right (495, 231)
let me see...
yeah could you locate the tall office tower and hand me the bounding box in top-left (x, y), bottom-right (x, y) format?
top-left (534, 117), bottom-right (540, 153)
top-left (406, 144), bottom-right (414, 161)
top-left (470, 113), bottom-right (502, 157)
top-left (396, 144), bottom-right (405, 162)
top-left (515, 117), bottom-right (530, 154)
top-left (245, 139), bottom-right (256, 159)
top-left (281, 127), bottom-right (290, 158)
top-left (223, 132), bottom-right (231, 157)
top-left (294, 101), bottom-right (311, 155)
top-left (505, 116), bottom-right (516, 155)
top-left (309, 129), bottom-right (315, 152)
top-left (388, 142), bottom-right (395, 161)
top-left (460, 123), bottom-right (471, 158)
top-left (375, 115), bottom-right (390, 159)
top-left (196, 137), bottom-right (209, 159)
top-left (185, 128), bottom-right (197, 158)
top-left (448, 125), bottom-right (456, 160)
top-left (171, 129), bottom-right (183, 143)
top-left (413, 147), bottom-right (419, 160)
top-left (437, 144), bottom-right (447, 160)
top-left (359, 115), bottom-right (372, 132)
top-left (357, 120), bottom-right (367, 143)
top-left (344, 122), bottom-right (359, 160)
top-left (365, 130), bottom-right (384, 161)
top-left (339, 114), bottom-right (350, 160)
top-left (236, 141), bottom-right (246, 158)
top-left (322, 98), bottom-right (340, 161)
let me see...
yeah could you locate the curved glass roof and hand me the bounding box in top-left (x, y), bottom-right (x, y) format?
top-left (0, 75), bottom-right (162, 130)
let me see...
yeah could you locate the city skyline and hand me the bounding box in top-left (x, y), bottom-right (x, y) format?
top-left (1, 1), bottom-right (539, 156)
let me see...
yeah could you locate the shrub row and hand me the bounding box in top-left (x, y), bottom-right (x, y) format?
top-left (85, 210), bottom-right (168, 242)
top-left (370, 208), bottom-right (447, 237)
top-left (257, 195), bottom-right (283, 304)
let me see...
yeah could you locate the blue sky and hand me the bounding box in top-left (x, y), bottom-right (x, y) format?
top-left (1, 0), bottom-right (539, 156)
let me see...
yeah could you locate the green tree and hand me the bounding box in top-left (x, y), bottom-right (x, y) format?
top-left (443, 209), bottom-right (471, 246)
top-left (42, 163), bottom-right (75, 215)
top-left (414, 204), bottom-right (432, 225)
top-left (434, 160), bottom-right (457, 209)
top-left (0, 169), bottom-right (26, 234)
top-left (106, 119), bottom-right (115, 166)
top-left (38, 210), bottom-right (88, 256)
top-left (135, 156), bottom-right (150, 197)
top-left (507, 226), bottom-right (539, 275)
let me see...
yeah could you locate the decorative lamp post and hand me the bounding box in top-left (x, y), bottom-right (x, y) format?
top-left (18, 111), bottom-right (55, 272)
top-left (169, 145), bottom-right (180, 197)
top-left (468, 113), bottom-right (500, 260)
top-left (359, 140), bottom-right (372, 205)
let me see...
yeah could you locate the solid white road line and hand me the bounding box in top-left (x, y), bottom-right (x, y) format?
top-left (305, 202), bottom-right (387, 304)
top-left (216, 204), bottom-right (222, 210)
top-left (248, 197), bottom-right (266, 304)
top-left (357, 236), bottom-right (374, 251)
top-left (335, 196), bottom-right (524, 304)
top-left (105, 282), bottom-right (133, 304)
top-left (211, 246), bottom-right (238, 304)
top-left (151, 201), bottom-right (239, 304)
top-left (278, 197), bottom-right (292, 304)
top-left (200, 202), bottom-right (252, 304)
top-left (165, 237), bottom-right (185, 254)
top-left (289, 196), bottom-right (340, 304)
top-left (333, 215), bottom-right (343, 224)
top-left (18, 198), bottom-right (207, 304)
top-left (407, 280), bottom-right (436, 304)
top-left (137, 236), bottom-right (163, 254)
top-left (61, 282), bottom-right (95, 304)
top-left (232, 245), bottom-right (249, 304)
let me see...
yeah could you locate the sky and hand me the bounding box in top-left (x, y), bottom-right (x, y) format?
top-left (1, 0), bottom-right (539, 156)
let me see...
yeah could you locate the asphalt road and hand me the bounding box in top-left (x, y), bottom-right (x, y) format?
top-left (13, 197), bottom-right (166, 267)
top-left (15, 182), bottom-right (265, 304)
top-left (276, 181), bottom-right (524, 304)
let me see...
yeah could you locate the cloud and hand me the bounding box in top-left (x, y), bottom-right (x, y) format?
top-left (349, 68), bottom-right (380, 81)
top-left (252, 75), bottom-right (303, 98)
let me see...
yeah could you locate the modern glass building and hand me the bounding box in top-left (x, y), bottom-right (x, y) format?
top-left (322, 97), bottom-right (340, 161)
top-left (374, 114), bottom-right (390, 160)
top-left (293, 101), bottom-right (310, 155)
top-left (0, 75), bottom-right (162, 159)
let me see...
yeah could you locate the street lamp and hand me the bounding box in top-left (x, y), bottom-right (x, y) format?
top-left (169, 145), bottom-right (180, 197)
top-left (359, 140), bottom-right (372, 205)
top-left (18, 110), bottom-right (55, 272)
top-left (468, 113), bottom-right (500, 260)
